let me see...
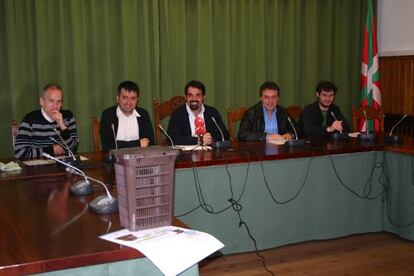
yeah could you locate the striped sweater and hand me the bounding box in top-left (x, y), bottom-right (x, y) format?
top-left (14, 109), bottom-right (79, 160)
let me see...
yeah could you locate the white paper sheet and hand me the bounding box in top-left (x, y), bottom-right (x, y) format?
top-left (22, 155), bottom-right (88, 166)
top-left (348, 132), bottom-right (360, 138)
top-left (266, 139), bottom-right (287, 145)
top-left (100, 226), bottom-right (224, 276)
top-left (175, 145), bottom-right (212, 151)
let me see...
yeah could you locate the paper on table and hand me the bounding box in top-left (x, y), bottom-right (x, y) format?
top-left (100, 226), bottom-right (224, 276)
top-left (266, 139), bottom-right (287, 145)
top-left (0, 161), bottom-right (22, 171)
top-left (22, 159), bottom-right (55, 166)
top-left (175, 145), bottom-right (212, 151)
top-left (22, 155), bottom-right (88, 166)
top-left (348, 132), bottom-right (360, 138)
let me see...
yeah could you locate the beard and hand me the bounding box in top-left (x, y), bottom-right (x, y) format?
top-left (189, 101), bottom-right (200, 110)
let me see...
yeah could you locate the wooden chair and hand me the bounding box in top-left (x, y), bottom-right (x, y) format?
top-left (11, 120), bottom-right (19, 149)
top-left (285, 105), bottom-right (303, 121)
top-left (153, 96), bottom-right (186, 145)
top-left (352, 106), bottom-right (384, 132)
top-left (92, 116), bottom-right (101, 152)
top-left (227, 106), bottom-right (248, 142)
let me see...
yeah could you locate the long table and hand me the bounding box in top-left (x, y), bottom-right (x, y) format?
top-left (0, 163), bottom-right (197, 275)
top-left (1, 136), bottom-right (414, 273)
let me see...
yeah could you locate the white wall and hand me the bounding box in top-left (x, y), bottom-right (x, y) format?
top-left (378, 0), bottom-right (414, 56)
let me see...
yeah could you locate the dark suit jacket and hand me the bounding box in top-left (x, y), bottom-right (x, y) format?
top-left (167, 104), bottom-right (229, 145)
top-left (238, 102), bottom-right (296, 141)
top-left (100, 105), bottom-right (155, 151)
top-left (299, 100), bottom-right (350, 140)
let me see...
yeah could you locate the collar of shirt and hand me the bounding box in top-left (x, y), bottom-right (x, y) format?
top-left (262, 106), bottom-right (278, 134)
top-left (41, 107), bottom-right (55, 123)
top-left (186, 103), bottom-right (205, 137)
top-left (116, 106), bottom-right (141, 141)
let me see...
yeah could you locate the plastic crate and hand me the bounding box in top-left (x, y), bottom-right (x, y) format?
top-left (114, 146), bottom-right (179, 231)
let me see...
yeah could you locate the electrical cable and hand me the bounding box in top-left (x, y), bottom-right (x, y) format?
top-left (328, 151), bottom-right (387, 200)
top-left (255, 150), bottom-right (313, 205)
top-left (382, 153), bottom-right (414, 227)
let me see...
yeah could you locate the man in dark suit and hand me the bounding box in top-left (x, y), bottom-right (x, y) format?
top-left (167, 80), bottom-right (229, 145)
top-left (100, 81), bottom-right (154, 151)
top-left (238, 81), bottom-right (295, 141)
top-left (299, 81), bottom-right (350, 140)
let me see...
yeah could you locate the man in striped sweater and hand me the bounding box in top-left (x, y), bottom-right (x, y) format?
top-left (14, 83), bottom-right (79, 160)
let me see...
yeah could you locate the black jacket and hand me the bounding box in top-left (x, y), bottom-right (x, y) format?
top-left (167, 104), bottom-right (229, 145)
top-left (100, 105), bottom-right (155, 151)
top-left (299, 100), bottom-right (350, 140)
top-left (238, 102), bottom-right (296, 141)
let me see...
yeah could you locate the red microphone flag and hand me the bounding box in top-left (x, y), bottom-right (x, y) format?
top-left (194, 117), bottom-right (206, 136)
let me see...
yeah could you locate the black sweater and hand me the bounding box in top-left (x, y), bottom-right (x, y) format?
top-left (100, 105), bottom-right (155, 151)
top-left (14, 109), bottom-right (79, 160)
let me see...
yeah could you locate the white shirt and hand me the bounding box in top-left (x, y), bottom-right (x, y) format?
top-left (41, 107), bottom-right (54, 123)
top-left (116, 106), bottom-right (140, 141)
top-left (186, 104), bottom-right (205, 137)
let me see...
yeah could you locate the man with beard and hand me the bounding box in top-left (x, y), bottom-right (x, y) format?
top-left (100, 81), bottom-right (154, 150)
top-left (299, 81), bottom-right (350, 140)
top-left (167, 80), bottom-right (229, 145)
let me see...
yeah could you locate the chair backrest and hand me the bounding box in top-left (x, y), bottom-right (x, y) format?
top-left (285, 105), bottom-right (303, 121)
top-left (153, 96), bottom-right (186, 145)
top-left (227, 106), bottom-right (248, 142)
top-left (92, 116), bottom-right (101, 152)
top-left (11, 120), bottom-right (19, 149)
top-left (352, 106), bottom-right (384, 132)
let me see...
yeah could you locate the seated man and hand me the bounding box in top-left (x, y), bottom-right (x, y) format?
top-left (100, 81), bottom-right (154, 151)
top-left (14, 83), bottom-right (79, 160)
top-left (167, 80), bottom-right (229, 145)
top-left (238, 81), bottom-right (295, 141)
top-left (299, 81), bottom-right (350, 139)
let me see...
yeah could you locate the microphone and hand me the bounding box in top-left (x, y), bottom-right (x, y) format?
top-left (111, 124), bottom-right (119, 151)
top-left (42, 152), bottom-right (92, 196)
top-left (103, 124), bottom-right (119, 163)
top-left (284, 117), bottom-right (305, 147)
top-left (42, 152), bottom-right (118, 215)
top-left (383, 114), bottom-right (407, 144)
top-left (358, 110), bottom-right (376, 141)
top-left (158, 124), bottom-right (176, 148)
top-left (194, 117), bottom-right (206, 146)
top-left (52, 128), bottom-right (80, 165)
top-left (329, 112), bottom-right (349, 140)
top-left (211, 117), bottom-right (231, 149)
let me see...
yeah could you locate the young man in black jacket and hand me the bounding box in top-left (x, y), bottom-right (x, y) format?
top-left (100, 81), bottom-right (154, 151)
top-left (299, 81), bottom-right (350, 140)
top-left (238, 81), bottom-right (295, 141)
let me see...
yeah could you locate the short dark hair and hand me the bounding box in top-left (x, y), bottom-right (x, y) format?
top-left (184, 80), bottom-right (206, 96)
top-left (42, 83), bottom-right (62, 97)
top-left (316, 81), bottom-right (337, 94)
top-left (117, 81), bottom-right (140, 96)
top-left (259, 81), bottom-right (280, 97)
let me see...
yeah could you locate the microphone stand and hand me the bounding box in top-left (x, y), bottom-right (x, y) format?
top-left (211, 117), bottom-right (231, 149)
top-left (358, 110), bottom-right (376, 141)
top-left (52, 129), bottom-right (81, 166)
top-left (42, 152), bottom-right (92, 196)
top-left (329, 112), bottom-right (349, 140)
top-left (383, 114), bottom-right (407, 144)
top-left (42, 153), bottom-right (118, 215)
top-left (158, 124), bottom-right (176, 149)
top-left (284, 117), bottom-right (305, 147)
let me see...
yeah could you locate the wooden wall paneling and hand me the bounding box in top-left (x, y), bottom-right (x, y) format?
top-left (380, 56), bottom-right (414, 115)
